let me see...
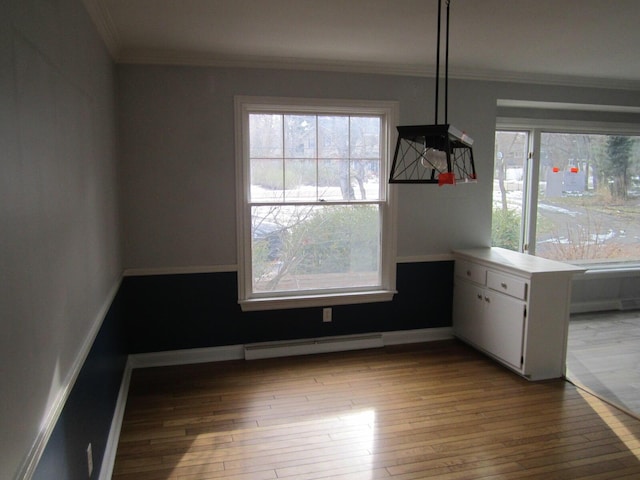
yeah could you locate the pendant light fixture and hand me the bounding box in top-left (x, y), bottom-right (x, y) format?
top-left (388, 0), bottom-right (476, 185)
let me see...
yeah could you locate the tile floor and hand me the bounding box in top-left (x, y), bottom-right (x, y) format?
top-left (566, 309), bottom-right (640, 417)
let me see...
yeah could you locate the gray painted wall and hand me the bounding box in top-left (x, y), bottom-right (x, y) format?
top-left (117, 66), bottom-right (640, 268)
top-left (117, 66), bottom-right (497, 267)
top-left (0, 1), bottom-right (120, 478)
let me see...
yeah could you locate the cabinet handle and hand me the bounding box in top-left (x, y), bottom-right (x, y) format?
top-left (501, 282), bottom-right (508, 289)
top-left (477, 293), bottom-right (482, 300)
top-left (484, 296), bottom-right (490, 303)
top-left (467, 270), bottom-right (471, 276)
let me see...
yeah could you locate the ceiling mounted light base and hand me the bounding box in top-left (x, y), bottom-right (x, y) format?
top-left (388, 124), bottom-right (476, 184)
top-left (388, 0), bottom-right (477, 186)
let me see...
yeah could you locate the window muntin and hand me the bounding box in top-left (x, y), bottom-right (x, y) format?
top-left (237, 98), bottom-right (397, 309)
top-left (493, 126), bottom-right (640, 266)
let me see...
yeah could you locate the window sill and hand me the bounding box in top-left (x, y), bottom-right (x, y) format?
top-left (239, 289), bottom-right (397, 312)
top-left (573, 265), bottom-right (640, 280)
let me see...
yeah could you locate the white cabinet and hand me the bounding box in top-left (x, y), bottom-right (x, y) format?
top-left (453, 248), bottom-right (584, 380)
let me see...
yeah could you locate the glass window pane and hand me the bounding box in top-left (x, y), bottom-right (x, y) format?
top-left (350, 116), bottom-right (380, 159)
top-left (250, 158), bottom-right (283, 202)
top-left (284, 158), bottom-right (317, 201)
top-left (318, 116), bottom-right (349, 158)
top-left (249, 114), bottom-right (282, 158)
top-left (251, 204), bottom-right (381, 293)
top-left (284, 115), bottom-right (316, 159)
top-left (318, 159), bottom-right (351, 201)
top-left (492, 131), bottom-right (527, 251)
top-left (536, 133), bottom-right (640, 263)
top-left (350, 159), bottom-right (378, 201)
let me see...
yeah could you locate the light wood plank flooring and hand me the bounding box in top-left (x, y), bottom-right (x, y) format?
top-left (113, 340), bottom-right (640, 480)
top-left (567, 310), bottom-right (640, 417)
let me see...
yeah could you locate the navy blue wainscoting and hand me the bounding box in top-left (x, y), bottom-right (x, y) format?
top-left (32, 289), bottom-right (128, 480)
top-left (30, 261), bottom-right (453, 478)
top-left (123, 261), bottom-right (454, 354)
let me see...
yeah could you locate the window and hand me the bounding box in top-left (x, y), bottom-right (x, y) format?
top-left (492, 130), bottom-right (529, 252)
top-left (493, 125), bottom-right (640, 266)
top-left (235, 97), bottom-right (398, 310)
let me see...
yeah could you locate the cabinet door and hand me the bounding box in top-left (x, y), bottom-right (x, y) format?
top-left (453, 280), bottom-right (484, 346)
top-left (482, 291), bottom-right (526, 370)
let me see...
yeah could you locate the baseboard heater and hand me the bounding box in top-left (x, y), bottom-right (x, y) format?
top-left (571, 297), bottom-right (640, 314)
top-left (620, 298), bottom-right (640, 311)
top-left (244, 333), bottom-right (384, 361)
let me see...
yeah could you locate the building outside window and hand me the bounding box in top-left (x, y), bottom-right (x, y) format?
top-left (235, 97), bottom-right (398, 310)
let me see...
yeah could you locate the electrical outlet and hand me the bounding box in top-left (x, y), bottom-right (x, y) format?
top-left (86, 443), bottom-right (93, 477)
top-left (323, 307), bottom-right (332, 322)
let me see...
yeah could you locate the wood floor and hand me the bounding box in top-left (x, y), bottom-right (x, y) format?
top-left (112, 340), bottom-right (640, 480)
top-left (566, 310), bottom-right (640, 416)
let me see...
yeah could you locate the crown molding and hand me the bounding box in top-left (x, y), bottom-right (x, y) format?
top-left (81, 0), bottom-right (120, 59)
top-left (116, 49), bottom-right (640, 91)
top-left (117, 49), bottom-right (436, 77)
top-left (453, 67), bottom-right (640, 91)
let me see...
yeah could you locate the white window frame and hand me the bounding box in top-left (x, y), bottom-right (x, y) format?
top-left (496, 117), bottom-right (640, 269)
top-left (235, 96), bottom-right (398, 311)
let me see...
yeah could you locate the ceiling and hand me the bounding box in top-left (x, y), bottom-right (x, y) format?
top-left (83, 0), bottom-right (640, 89)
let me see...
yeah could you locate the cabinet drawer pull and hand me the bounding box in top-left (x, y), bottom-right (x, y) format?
top-left (484, 296), bottom-right (490, 303)
top-left (501, 282), bottom-right (508, 289)
top-left (477, 293), bottom-right (483, 300)
top-left (467, 270), bottom-right (472, 276)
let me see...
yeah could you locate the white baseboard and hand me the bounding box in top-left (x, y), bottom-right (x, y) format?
top-left (127, 328), bottom-right (454, 368)
top-left (129, 344), bottom-right (245, 369)
top-left (383, 327), bottom-right (453, 345)
top-left (98, 358), bottom-right (133, 480)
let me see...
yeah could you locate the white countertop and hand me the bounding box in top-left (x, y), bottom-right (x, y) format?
top-left (453, 247), bottom-right (586, 276)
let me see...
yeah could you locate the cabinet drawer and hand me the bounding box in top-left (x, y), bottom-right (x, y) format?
top-left (487, 271), bottom-right (528, 300)
top-left (455, 260), bottom-right (487, 285)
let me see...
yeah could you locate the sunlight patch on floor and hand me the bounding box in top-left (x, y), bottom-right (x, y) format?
top-left (578, 388), bottom-right (640, 460)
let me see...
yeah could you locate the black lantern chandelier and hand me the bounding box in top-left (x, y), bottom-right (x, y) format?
top-left (388, 0), bottom-right (476, 185)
